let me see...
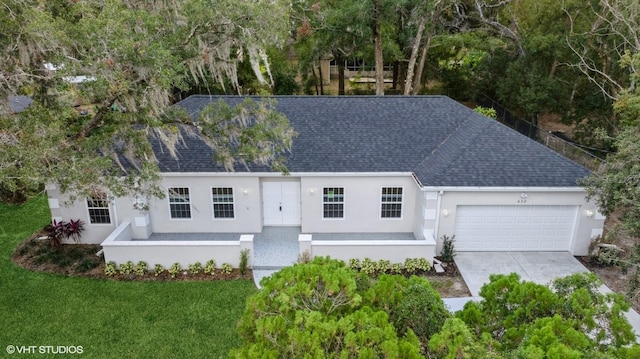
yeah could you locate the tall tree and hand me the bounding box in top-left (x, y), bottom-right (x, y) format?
top-left (401, 0), bottom-right (451, 95)
top-left (0, 0), bottom-right (294, 203)
top-left (292, 0), bottom-right (369, 95)
top-left (372, 0), bottom-right (385, 95)
top-left (571, 0), bottom-right (640, 236)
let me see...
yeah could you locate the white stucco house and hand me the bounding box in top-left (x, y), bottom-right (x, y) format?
top-left (46, 96), bottom-right (605, 267)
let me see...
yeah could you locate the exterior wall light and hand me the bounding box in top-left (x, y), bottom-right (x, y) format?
top-left (442, 209), bottom-right (449, 217)
top-left (242, 189), bottom-right (249, 195)
top-left (309, 188), bottom-right (316, 195)
top-left (585, 210), bottom-right (594, 217)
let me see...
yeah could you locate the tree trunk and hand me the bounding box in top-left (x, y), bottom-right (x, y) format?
top-left (317, 65), bottom-right (324, 95)
top-left (338, 57), bottom-right (346, 95)
top-left (311, 67), bottom-right (319, 95)
top-left (373, 0), bottom-right (384, 95)
top-left (412, 32), bottom-right (432, 95)
top-left (393, 60), bottom-right (399, 90)
top-left (404, 13), bottom-right (427, 95)
top-left (549, 59), bottom-right (559, 79)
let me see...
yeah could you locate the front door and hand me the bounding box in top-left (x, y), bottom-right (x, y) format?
top-left (262, 182), bottom-right (301, 226)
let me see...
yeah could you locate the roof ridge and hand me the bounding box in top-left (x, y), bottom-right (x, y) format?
top-left (412, 116), bottom-right (482, 174)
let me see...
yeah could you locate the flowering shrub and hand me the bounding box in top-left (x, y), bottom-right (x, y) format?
top-left (204, 260), bottom-right (216, 275)
top-left (169, 263), bottom-right (181, 278)
top-left (376, 259), bottom-right (391, 273)
top-left (119, 261), bottom-right (135, 275)
top-left (153, 264), bottom-right (164, 277)
top-left (349, 258), bottom-right (360, 271)
top-left (221, 263), bottom-right (232, 275)
top-left (104, 261), bottom-right (117, 276)
top-left (188, 262), bottom-right (202, 275)
top-left (134, 261), bottom-right (148, 276)
top-left (361, 258), bottom-right (377, 275)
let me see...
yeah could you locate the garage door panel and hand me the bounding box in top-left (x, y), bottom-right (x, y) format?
top-left (454, 205), bottom-right (577, 252)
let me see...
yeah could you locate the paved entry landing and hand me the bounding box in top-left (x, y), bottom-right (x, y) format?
top-left (252, 227), bottom-right (300, 287)
top-left (454, 252), bottom-right (589, 297)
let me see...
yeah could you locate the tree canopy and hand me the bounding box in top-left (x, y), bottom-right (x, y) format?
top-left (232, 257), bottom-right (449, 357)
top-left (233, 258), bottom-right (640, 358)
top-left (0, 0), bottom-right (294, 203)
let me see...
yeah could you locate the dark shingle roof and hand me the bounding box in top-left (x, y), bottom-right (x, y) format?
top-left (159, 95), bottom-right (589, 187)
top-left (5, 96), bottom-right (33, 113)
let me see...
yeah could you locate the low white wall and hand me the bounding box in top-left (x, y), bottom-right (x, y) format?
top-left (303, 233), bottom-right (436, 263)
top-left (101, 222), bottom-right (254, 268)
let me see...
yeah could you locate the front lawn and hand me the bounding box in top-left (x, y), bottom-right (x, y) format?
top-left (0, 196), bottom-right (256, 358)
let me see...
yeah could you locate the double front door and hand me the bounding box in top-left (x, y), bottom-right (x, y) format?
top-left (262, 182), bottom-right (301, 226)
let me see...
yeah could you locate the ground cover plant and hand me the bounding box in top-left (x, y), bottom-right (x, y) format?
top-left (0, 195), bottom-right (256, 358)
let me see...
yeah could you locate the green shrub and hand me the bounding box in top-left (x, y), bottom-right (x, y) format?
top-left (239, 249), bottom-right (250, 275)
top-left (188, 261), bottom-right (202, 275)
top-left (416, 258), bottom-right (431, 272)
top-left (391, 263), bottom-right (403, 274)
top-left (204, 259), bottom-right (216, 275)
top-left (221, 263), bottom-right (232, 275)
top-left (104, 261), bottom-right (117, 276)
top-left (349, 258), bottom-right (360, 271)
top-left (361, 258), bottom-right (376, 276)
top-left (134, 261), bottom-right (148, 276)
top-left (75, 258), bottom-right (99, 273)
top-left (153, 264), bottom-right (164, 277)
top-left (473, 106), bottom-right (497, 119)
top-left (390, 277), bottom-right (449, 343)
top-left (376, 259), bottom-right (391, 273)
top-left (233, 257), bottom-right (425, 358)
top-left (404, 258), bottom-right (419, 274)
top-left (440, 235), bottom-right (456, 263)
top-left (119, 261), bottom-right (134, 275)
top-left (169, 262), bottom-right (181, 278)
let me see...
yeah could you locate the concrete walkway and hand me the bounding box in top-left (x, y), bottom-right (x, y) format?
top-left (252, 227), bottom-right (300, 288)
top-left (451, 251), bottom-right (640, 339)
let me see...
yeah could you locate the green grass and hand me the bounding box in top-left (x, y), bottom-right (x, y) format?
top-left (0, 196), bottom-right (256, 358)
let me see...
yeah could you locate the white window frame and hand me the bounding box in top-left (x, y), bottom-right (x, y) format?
top-left (322, 187), bottom-right (345, 219)
top-left (168, 187), bottom-right (192, 220)
top-left (211, 187), bottom-right (235, 220)
top-left (380, 187), bottom-right (403, 219)
top-left (86, 195), bottom-right (112, 225)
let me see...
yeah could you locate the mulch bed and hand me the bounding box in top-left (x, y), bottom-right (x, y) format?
top-left (12, 236), bottom-right (252, 281)
top-left (12, 235), bottom-right (470, 297)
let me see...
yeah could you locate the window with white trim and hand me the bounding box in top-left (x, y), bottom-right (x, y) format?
top-left (168, 187), bottom-right (191, 219)
top-left (381, 187), bottom-right (403, 218)
top-left (323, 187), bottom-right (344, 218)
top-left (87, 195), bottom-right (111, 224)
top-left (212, 187), bottom-right (234, 219)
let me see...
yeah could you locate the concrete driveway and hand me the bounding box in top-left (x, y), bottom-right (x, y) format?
top-left (452, 251), bottom-right (640, 339)
top-left (454, 251), bottom-right (589, 297)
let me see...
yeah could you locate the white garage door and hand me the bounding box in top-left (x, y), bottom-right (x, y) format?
top-left (454, 205), bottom-right (578, 251)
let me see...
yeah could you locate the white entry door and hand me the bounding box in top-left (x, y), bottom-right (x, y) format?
top-left (262, 182), bottom-right (301, 226)
top-left (454, 205), bottom-right (578, 251)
